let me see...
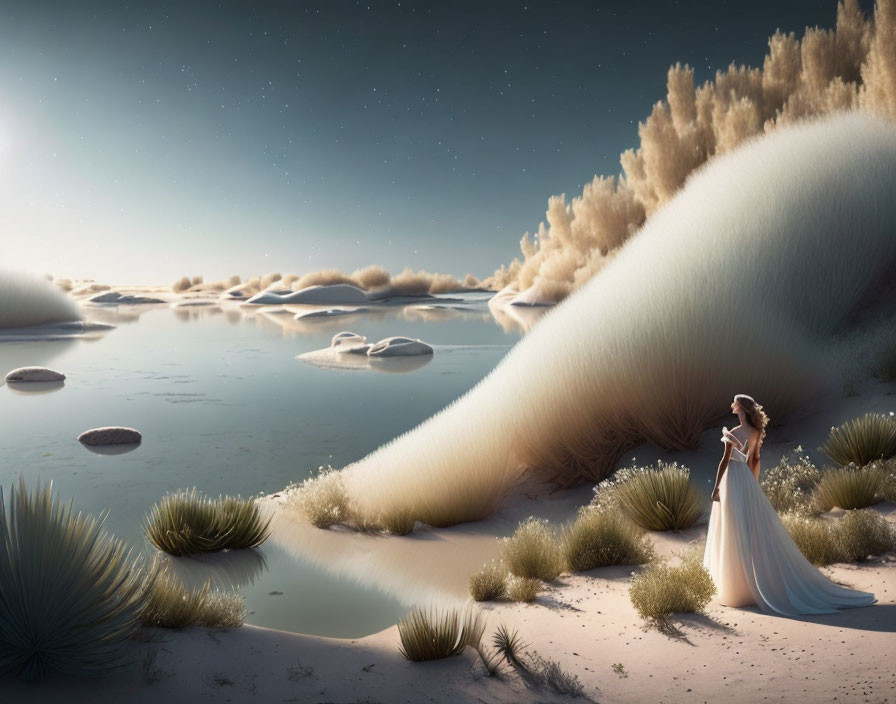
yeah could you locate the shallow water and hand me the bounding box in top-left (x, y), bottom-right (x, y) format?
top-left (0, 294), bottom-right (526, 637)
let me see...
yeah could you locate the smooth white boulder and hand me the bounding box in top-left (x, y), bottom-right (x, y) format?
top-left (330, 331), bottom-right (371, 354)
top-left (78, 426), bottom-right (142, 445)
top-left (247, 284), bottom-right (371, 305)
top-left (366, 336), bottom-right (434, 357)
top-left (6, 367), bottom-right (66, 382)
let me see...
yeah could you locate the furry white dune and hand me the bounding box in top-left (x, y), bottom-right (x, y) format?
top-left (0, 269), bottom-right (80, 329)
top-left (316, 111), bottom-right (896, 529)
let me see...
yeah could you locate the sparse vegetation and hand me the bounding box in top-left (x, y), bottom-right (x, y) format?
top-left (593, 460), bottom-right (703, 531)
top-left (507, 576), bottom-right (542, 602)
top-left (491, 623), bottom-right (586, 698)
top-left (782, 509), bottom-right (896, 566)
top-left (760, 445), bottom-right (823, 515)
top-left (0, 477), bottom-right (148, 680)
top-left (813, 462), bottom-right (885, 511)
top-left (562, 506), bottom-right (656, 571)
top-left (469, 560), bottom-right (508, 602)
top-left (378, 506), bottom-right (416, 535)
top-left (140, 563), bottom-right (247, 629)
top-left (499, 517), bottom-right (565, 581)
top-left (144, 488), bottom-right (272, 556)
top-left (396, 604), bottom-right (486, 662)
top-left (629, 547), bottom-right (715, 632)
top-left (819, 412), bottom-right (896, 467)
top-left (288, 466), bottom-right (355, 529)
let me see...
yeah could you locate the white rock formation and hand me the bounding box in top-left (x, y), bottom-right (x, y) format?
top-left (5, 367), bottom-right (66, 382)
top-left (77, 427), bottom-right (142, 445)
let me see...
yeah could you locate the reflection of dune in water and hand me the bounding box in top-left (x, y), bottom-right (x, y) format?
top-left (161, 547), bottom-right (269, 591)
top-left (266, 503), bottom-right (496, 609)
top-left (487, 296), bottom-right (551, 333)
top-left (401, 304), bottom-right (492, 325)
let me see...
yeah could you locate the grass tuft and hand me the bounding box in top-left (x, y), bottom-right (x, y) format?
top-left (592, 460), bottom-right (702, 531)
top-left (289, 465), bottom-right (354, 529)
top-left (813, 464), bottom-right (885, 511)
top-left (819, 412), bottom-right (896, 467)
top-left (144, 488), bottom-right (271, 556)
top-left (397, 604), bottom-right (486, 662)
top-left (562, 506), bottom-right (656, 572)
top-left (140, 561), bottom-right (247, 629)
top-left (499, 517), bottom-right (565, 581)
top-left (469, 560), bottom-right (507, 601)
top-left (378, 506), bottom-right (416, 535)
top-left (628, 547), bottom-right (715, 631)
top-left (0, 476), bottom-right (148, 680)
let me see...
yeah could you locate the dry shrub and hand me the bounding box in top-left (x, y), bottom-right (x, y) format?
top-left (469, 561), bottom-right (507, 601)
top-left (782, 508), bottom-right (896, 565)
top-left (288, 466), bottom-right (354, 529)
top-left (562, 506), bottom-right (655, 572)
top-left (819, 412), bottom-right (896, 467)
top-left (378, 506), bottom-right (416, 535)
top-left (760, 445), bottom-right (823, 515)
top-left (628, 547), bottom-right (715, 631)
top-left (172, 276), bottom-right (191, 292)
top-left (499, 517), bottom-right (564, 581)
top-left (397, 604), bottom-right (486, 662)
top-left (141, 562), bottom-right (247, 628)
top-left (506, 576), bottom-right (541, 602)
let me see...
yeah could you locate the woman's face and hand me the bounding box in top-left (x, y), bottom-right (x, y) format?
top-left (731, 398), bottom-right (740, 415)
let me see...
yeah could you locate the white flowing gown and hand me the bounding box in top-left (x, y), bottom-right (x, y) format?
top-left (703, 433), bottom-right (877, 616)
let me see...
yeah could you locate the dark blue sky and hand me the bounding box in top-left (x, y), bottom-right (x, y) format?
top-left (0, 0), bottom-right (871, 283)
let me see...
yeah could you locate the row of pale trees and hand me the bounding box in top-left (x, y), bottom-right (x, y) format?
top-left (484, 0), bottom-right (896, 301)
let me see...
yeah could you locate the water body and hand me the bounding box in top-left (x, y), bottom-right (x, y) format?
top-left (0, 293), bottom-right (528, 637)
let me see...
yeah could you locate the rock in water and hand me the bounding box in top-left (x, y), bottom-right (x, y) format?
top-left (5, 367), bottom-right (66, 382)
top-left (78, 427), bottom-right (142, 446)
top-left (366, 336), bottom-right (434, 357)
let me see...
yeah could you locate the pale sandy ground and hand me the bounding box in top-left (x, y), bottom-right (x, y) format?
top-left (1, 376), bottom-right (894, 702)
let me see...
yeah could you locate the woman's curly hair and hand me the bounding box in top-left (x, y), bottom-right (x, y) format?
top-left (734, 394), bottom-right (770, 448)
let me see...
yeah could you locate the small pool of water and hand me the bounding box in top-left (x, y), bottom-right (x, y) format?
top-left (0, 294), bottom-right (526, 636)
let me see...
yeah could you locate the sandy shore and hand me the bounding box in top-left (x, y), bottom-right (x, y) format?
top-left (2, 378), bottom-right (894, 703)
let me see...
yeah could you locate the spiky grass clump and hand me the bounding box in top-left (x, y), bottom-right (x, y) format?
top-left (289, 465), bottom-right (355, 529)
top-left (593, 461), bottom-right (702, 531)
top-left (378, 506), bottom-right (416, 535)
top-left (760, 445), bottom-right (823, 515)
top-left (397, 604), bottom-right (486, 662)
top-left (507, 576), bottom-right (542, 602)
top-left (491, 624), bottom-right (584, 697)
top-left (469, 561), bottom-right (507, 602)
top-left (144, 488), bottom-right (272, 556)
top-left (499, 517), bottom-right (565, 581)
top-left (629, 547), bottom-right (715, 631)
top-left (813, 464), bottom-right (885, 511)
top-left (782, 509), bottom-right (896, 566)
top-left (140, 564), bottom-right (247, 628)
top-left (819, 412), bottom-right (896, 467)
top-left (562, 506), bottom-right (656, 572)
top-left (0, 477), bottom-right (148, 680)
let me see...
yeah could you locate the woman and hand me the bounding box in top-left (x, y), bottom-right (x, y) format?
top-left (703, 393), bottom-right (876, 616)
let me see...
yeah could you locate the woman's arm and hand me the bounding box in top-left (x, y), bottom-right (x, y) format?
top-left (711, 441), bottom-right (733, 501)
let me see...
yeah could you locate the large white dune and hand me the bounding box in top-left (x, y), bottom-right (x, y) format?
top-left (338, 111), bottom-right (896, 527)
top-left (0, 269), bottom-right (80, 329)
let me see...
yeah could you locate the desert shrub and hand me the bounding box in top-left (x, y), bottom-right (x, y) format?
top-left (873, 458), bottom-right (896, 502)
top-left (562, 506), bottom-right (655, 572)
top-left (593, 460), bottom-right (702, 531)
top-left (507, 576), bottom-right (541, 602)
top-left (140, 564), bottom-right (247, 628)
top-left (289, 465), bottom-right (354, 529)
top-left (499, 517), bottom-right (564, 581)
top-left (0, 477), bottom-right (148, 680)
top-left (172, 276), bottom-right (191, 292)
top-left (760, 445), bottom-right (823, 515)
top-left (819, 412), bottom-right (896, 467)
top-left (469, 561), bottom-right (507, 601)
top-left (144, 488), bottom-right (271, 556)
top-left (781, 509), bottom-right (896, 565)
top-left (492, 624), bottom-right (584, 697)
top-left (813, 464), bottom-right (885, 511)
top-left (629, 547), bottom-right (715, 631)
top-left (397, 604), bottom-right (486, 662)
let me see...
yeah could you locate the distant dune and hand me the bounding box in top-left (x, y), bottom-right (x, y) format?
top-left (0, 269), bottom-right (81, 329)
top-left (340, 111), bottom-right (896, 527)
